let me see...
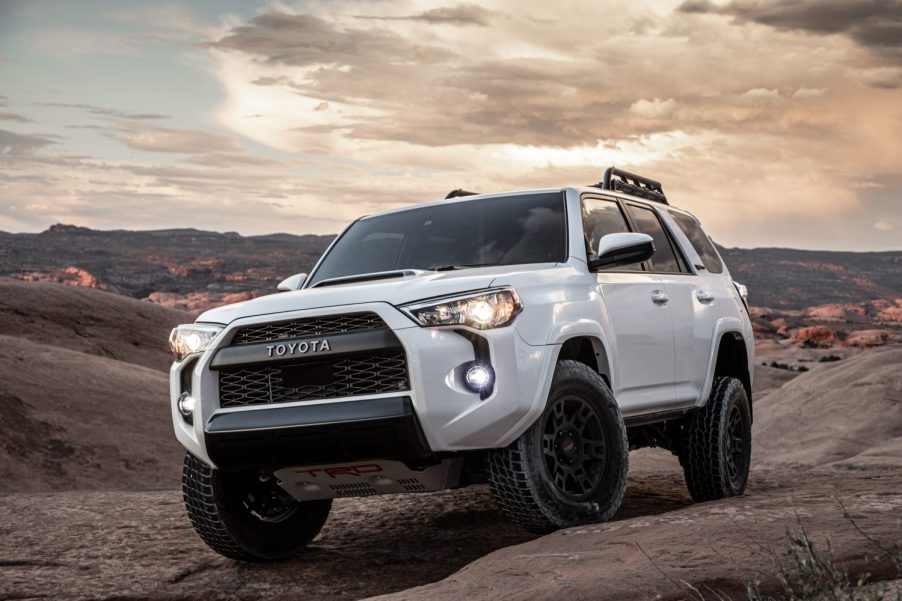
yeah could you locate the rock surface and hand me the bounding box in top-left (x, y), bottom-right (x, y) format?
top-left (0, 279), bottom-right (188, 492)
top-left (1, 277), bottom-right (901, 600)
top-left (371, 471), bottom-right (902, 601)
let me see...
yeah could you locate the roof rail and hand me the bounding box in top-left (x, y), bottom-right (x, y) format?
top-left (445, 189), bottom-right (479, 199)
top-left (593, 167), bottom-right (668, 204)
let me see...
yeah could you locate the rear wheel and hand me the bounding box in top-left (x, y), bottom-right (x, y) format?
top-left (679, 377), bottom-right (752, 502)
top-left (182, 453), bottom-right (332, 561)
top-left (488, 360), bottom-right (629, 533)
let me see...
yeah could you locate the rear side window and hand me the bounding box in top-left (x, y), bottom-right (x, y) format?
top-left (581, 197), bottom-right (642, 271)
top-left (624, 204), bottom-right (684, 273)
top-left (669, 211), bottom-right (724, 274)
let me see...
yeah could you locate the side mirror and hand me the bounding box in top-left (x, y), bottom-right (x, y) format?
top-left (589, 233), bottom-right (655, 271)
top-left (277, 272), bottom-right (307, 292)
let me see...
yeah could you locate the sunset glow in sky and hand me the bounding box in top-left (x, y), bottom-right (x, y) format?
top-left (1, 0), bottom-right (901, 250)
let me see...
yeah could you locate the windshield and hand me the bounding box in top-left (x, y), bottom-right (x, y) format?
top-left (308, 191), bottom-right (567, 286)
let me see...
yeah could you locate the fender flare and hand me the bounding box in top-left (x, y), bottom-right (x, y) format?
top-left (495, 320), bottom-right (616, 448)
top-left (696, 317), bottom-right (752, 407)
top-left (546, 319), bottom-right (616, 388)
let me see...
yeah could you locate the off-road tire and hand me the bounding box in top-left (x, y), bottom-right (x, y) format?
top-left (182, 453), bottom-right (332, 561)
top-left (488, 360), bottom-right (629, 533)
top-left (679, 377), bottom-right (752, 502)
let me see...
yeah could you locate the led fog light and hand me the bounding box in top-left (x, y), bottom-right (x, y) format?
top-left (177, 393), bottom-right (196, 418)
top-left (465, 364), bottom-right (494, 391)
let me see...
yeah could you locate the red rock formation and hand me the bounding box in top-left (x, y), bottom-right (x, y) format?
top-left (873, 299), bottom-right (902, 323)
top-left (843, 329), bottom-right (896, 348)
top-left (804, 303), bottom-right (867, 321)
top-left (790, 326), bottom-right (838, 347)
top-left (61, 267), bottom-right (105, 289)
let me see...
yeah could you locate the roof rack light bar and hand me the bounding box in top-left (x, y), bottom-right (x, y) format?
top-left (596, 167), bottom-right (668, 204)
top-left (445, 188), bottom-right (479, 199)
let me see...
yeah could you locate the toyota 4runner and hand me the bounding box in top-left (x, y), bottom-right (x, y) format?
top-left (170, 167), bottom-right (755, 560)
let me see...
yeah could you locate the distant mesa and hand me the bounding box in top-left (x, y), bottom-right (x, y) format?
top-left (45, 223), bottom-right (93, 234)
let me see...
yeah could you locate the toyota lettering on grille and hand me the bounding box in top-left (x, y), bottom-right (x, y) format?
top-left (266, 339), bottom-right (331, 358)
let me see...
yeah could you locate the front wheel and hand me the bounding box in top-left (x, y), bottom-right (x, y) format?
top-left (182, 453), bottom-right (332, 561)
top-left (488, 360), bottom-right (629, 533)
top-left (679, 377), bottom-right (752, 502)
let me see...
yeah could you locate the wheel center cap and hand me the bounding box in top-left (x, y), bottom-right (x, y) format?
top-left (558, 431), bottom-right (579, 459)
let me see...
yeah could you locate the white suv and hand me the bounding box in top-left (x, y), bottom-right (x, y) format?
top-left (170, 167), bottom-right (754, 561)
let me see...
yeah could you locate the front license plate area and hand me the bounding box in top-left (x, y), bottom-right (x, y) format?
top-left (281, 361), bottom-right (333, 388)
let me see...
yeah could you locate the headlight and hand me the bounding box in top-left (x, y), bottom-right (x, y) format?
top-left (169, 323), bottom-right (224, 361)
top-left (400, 288), bottom-right (523, 329)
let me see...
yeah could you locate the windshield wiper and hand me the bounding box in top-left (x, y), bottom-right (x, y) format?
top-left (429, 263), bottom-right (492, 271)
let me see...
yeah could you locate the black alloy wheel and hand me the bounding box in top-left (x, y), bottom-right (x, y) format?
top-left (241, 474), bottom-right (301, 523)
top-left (182, 453), bottom-right (332, 561)
top-left (679, 376), bottom-right (752, 502)
top-left (488, 360), bottom-right (629, 533)
top-left (723, 403), bottom-right (747, 489)
top-left (540, 394), bottom-right (608, 501)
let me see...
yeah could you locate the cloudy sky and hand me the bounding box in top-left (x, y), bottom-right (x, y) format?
top-left (1, 0), bottom-right (900, 250)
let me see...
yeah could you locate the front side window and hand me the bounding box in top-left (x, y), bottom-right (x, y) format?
top-left (624, 204), bottom-right (684, 273)
top-left (581, 196), bottom-right (642, 271)
top-left (668, 211), bottom-right (724, 274)
top-left (308, 192), bottom-right (567, 286)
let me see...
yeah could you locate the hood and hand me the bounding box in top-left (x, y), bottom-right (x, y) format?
top-left (196, 264), bottom-right (554, 324)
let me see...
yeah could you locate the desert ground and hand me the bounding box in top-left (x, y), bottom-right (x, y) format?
top-left (1, 278), bottom-right (901, 600)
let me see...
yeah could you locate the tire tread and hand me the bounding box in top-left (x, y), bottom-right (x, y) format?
top-left (182, 452), bottom-right (257, 561)
top-left (680, 377), bottom-right (750, 502)
top-left (488, 360), bottom-right (629, 533)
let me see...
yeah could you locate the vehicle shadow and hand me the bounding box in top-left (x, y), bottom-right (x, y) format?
top-left (222, 471), bottom-right (692, 600)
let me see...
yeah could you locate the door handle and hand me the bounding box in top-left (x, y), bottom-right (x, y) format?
top-left (696, 290), bottom-right (715, 304)
top-left (651, 290), bottom-right (669, 305)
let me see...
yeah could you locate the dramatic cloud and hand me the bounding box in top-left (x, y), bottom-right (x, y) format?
top-left (205, 13), bottom-right (453, 69)
top-left (354, 4), bottom-right (495, 26)
top-left (629, 98), bottom-right (678, 118)
top-left (0, 129), bottom-right (54, 155)
top-left (1, 1), bottom-right (900, 250)
top-left (678, 0), bottom-right (902, 59)
top-left (113, 125), bottom-right (239, 154)
top-left (35, 102), bottom-right (168, 120)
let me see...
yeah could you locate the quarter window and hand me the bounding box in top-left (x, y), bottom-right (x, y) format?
top-left (624, 204), bottom-right (684, 273)
top-left (668, 211), bottom-right (724, 274)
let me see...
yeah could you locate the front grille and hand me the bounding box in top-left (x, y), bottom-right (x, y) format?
top-left (218, 351), bottom-right (409, 408)
top-left (231, 312), bottom-right (385, 345)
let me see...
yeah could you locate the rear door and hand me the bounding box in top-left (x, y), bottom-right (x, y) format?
top-left (581, 195), bottom-right (676, 416)
top-left (636, 206), bottom-right (723, 404)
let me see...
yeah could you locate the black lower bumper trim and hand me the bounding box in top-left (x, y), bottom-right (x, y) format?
top-left (204, 396), bottom-right (431, 471)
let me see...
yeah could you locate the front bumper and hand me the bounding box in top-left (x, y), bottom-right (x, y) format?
top-left (204, 396), bottom-right (430, 471)
top-left (171, 302), bottom-right (557, 469)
